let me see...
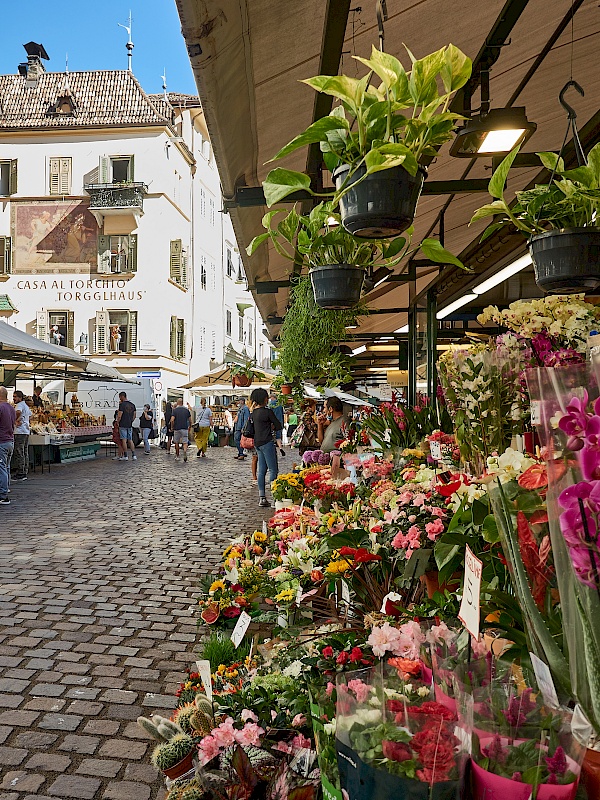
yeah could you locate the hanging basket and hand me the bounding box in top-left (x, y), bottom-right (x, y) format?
top-left (310, 264), bottom-right (365, 309)
top-left (334, 164), bottom-right (425, 238)
top-left (529, 227), bottom-right (600, 292)
top-left (281, 383), bottom-right (293, 395)
top-left (232, 374), bottom-right (253, 388)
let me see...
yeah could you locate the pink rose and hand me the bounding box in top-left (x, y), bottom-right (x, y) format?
top-left (326, 682), bottom-right (335, 697)
top-left (425, 519), bottom-right (444, 540)
top-left (234, 722), bottom-right (264, 747)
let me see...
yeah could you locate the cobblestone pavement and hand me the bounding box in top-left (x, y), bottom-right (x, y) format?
top-left (0, 444), bottom-right (276, 800)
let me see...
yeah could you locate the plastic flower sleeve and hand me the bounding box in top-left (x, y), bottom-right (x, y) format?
top-left (527, 364), bottom-right (600, 735)
top-left (335, 661), bottom-right (467, 800)
top-left (453, 656), bottom-right (586, 799)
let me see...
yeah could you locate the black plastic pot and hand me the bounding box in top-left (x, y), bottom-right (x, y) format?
top-left (310, 264), bottom-right (365, 309)
top-left (334, 164), bottom-right (425, 238)
top-left (529, 227), bottom-right (600, 292)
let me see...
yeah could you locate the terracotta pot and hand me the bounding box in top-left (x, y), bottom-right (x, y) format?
top-left (233, 375), bottom-right (252, 388)
top-left (582, 747), bottom-right (600, 797)
top-left (162, 750), bottom-right (194, 780)
top-left (422, 570), bottom-right (462, 599)
top-left (281, 383), bottom-right (293, 395)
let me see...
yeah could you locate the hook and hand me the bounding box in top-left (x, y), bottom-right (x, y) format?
top-left (376, 0), bottom-right (387, 51)
top-left (559, 79), bottom-right (584, 119)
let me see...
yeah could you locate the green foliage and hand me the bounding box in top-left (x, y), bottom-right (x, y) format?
top-left (216, 672), bottom-right (310, 731)
top-left (472, 141), bottom-right (600, 237)
top-left (151, 734), bottom-right (194, 771)
top-left (277, 274), bottom-right (364, 386)
top-left (199, 632), bottom-right (238, 671)
top-left (263, 44), bottom-right (471, 206)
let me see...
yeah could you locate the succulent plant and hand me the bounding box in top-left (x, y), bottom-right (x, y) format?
top-left (179, 787), bottom-right (206, 800)
top-left (219, 745), bottom-right (276, 780)
top-left (138, 714), bottom-right (185, 742)
top-left (136, 716), bottom-right (166, 742)
top-left (172, 704), bottom-right (197, 735)
top-left (189, 709), bottom-right (213, 737)
top-left (194, 694), bottom-right (214, 716)
top-left (151, 734), bottom-right (194, 771)
top-left (165, 778), bottom-right (206, 800)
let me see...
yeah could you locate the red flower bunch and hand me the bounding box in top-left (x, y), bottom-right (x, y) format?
top-left (338, 546), bottom-right (382, 564)
top-left (411, 721), bottom-right (460, 783)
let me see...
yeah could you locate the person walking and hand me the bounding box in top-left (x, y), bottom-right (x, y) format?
top-left (116, 391), bottom-right (137, 461)
top-left (11, 390), bottom-right (31, 481)
top-left (0, 386), bottom-right (15, 505)
top-left (286, 408), bottom-right (299, 446)
top-left (139, 404), bottom-right (154, 455)
top-left (317, 396), bottom-right (346, 453)
top-left (164, 400), bottom-right (174, 454)
top-left (193, 398), bottom-right (212, 458)
top-left (171, 398), bottom-right (191, 461)
top-left (233, 397), bottom-right (250, 460)
top-left (269, 392), bottom-right (286, 458)
top-left (251, 387), bottom-right (282, 508)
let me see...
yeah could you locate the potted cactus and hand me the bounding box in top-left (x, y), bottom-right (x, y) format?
top-left (150, 733), bottom-right (195, 780)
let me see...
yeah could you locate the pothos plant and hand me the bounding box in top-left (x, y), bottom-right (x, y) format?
top-left (262, 44), bottom-right (472, 207)
top-left (277, 274), bottom-right (364, 387)
top-left (247, 201), bottom-right (464, 270)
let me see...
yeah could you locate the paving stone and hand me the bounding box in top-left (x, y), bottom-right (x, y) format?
top-left (67, 700), bottom-right (103, 716)
top-left (141, 693), bottom-right (177, 709)
top-left (0, 772), bottom-right (45, 793)
top-left (123, 763), bottom-right (159, 783)
top-left (14, 731), bottom-right (58, 748)
top-left (30, 683), bottom-right (66, 697)
top-left (76, 758), bottom-right (122, 778)
top-left (98, 739), bottom-right (147, 760)
top-left (0, 694), bottom-right (23, 709)
top-left (0, 727), bottom-right (13, 744)
top-left (39, 713), bottom-right (83, 731)
top-left (103, 782), bottom-right (151, 800)
top-left (58, 735), bottom-right (99, 755)
top-left (24, 698), bottom-right (66, 712)
top-left (0, 746), bottom-right (28, 766)
top-left (98, 689), bottom-right (137, 704)
top-left (47, 775), bottom-right (102, 799)
top-left (24, 753), bottom-right (71, 771)
top-left (83, 720), bottom-right (120, 736)
top-left (0, 710), bottom-right (39, 726)
top-left (0, 679), bottom-right (28, 693)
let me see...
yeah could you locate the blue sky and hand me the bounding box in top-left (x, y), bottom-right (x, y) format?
top-left (0, 0), bottom-right (197, 96)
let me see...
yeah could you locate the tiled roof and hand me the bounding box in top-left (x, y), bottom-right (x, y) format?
top-left (0, 70), bottom-right (172, 130)
top-left (0, 295), bottom-right (17, 312)
top-left (148, 92), bottom-right (201, 109)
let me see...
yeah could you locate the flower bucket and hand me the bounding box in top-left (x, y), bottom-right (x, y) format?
top-left (308, 686), bottom-right (343, 800)
top-left (334, 164), bottom-right (425, 238)
top-left (162, 750), bottom-right (195, 780)
top-left (232, 374), bottom-right (252, 388)
top-left (275, 499), bottom-right (295, 511)
top-left (582, 747), bottom-right (600, 797)
top-left (529, 228), bottom-right (600, 293)
top-left (309, 264), bottom-right (365, 309)
top-left (470, 760), bottom-right (578, 799)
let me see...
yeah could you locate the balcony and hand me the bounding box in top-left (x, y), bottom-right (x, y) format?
top-left (84, 182), bottom-right (147, 228)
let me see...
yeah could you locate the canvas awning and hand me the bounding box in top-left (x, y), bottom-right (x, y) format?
top-left (0, 319), bottom-right (87, 364)
top-left (180, 363), bottom-right (272, 390)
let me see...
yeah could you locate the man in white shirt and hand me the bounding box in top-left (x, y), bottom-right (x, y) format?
top-left (12, 390), bottom-right (32, 481)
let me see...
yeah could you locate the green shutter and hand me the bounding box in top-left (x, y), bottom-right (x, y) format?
top-left (128, 155), bottom-right (134, 181)
top-left (99, 156), bottom-right (110, 184)
top-left (128, 234), bottom-right (137, 273)
top-left (0, 237), bottom-right (10, 274)
top-left (170, 239), bottom-right (182, 283)
top-left (127, 311), bottom-right (137, 352)
top-left (9, 160), bottom-right (17, 195)
top-left (67, 311), bottom-right (75, 349)
top-left (181, 253), bottom-right (188, 288)
top-left (97, 235), bottom-right (111, 273)
top-left (170, 315), bottom-right (177, 358)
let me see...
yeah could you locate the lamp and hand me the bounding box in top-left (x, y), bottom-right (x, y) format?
top-left (450, 67), bottom-right (536, 158)
top-left (76, 333), bottom-right (88, 353)
top-left (473, 253), bottom-right (532, 295)
top-left (437, 293), bottom-right (478, 319)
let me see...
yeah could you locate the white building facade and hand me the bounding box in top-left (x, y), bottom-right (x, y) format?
top-left (0, 46), bottom-right (270, 398)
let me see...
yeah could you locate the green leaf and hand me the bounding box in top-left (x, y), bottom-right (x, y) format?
top-left (302, 75), bottom-right (366, 114)
top-left (516, 491), bottom-right (542, 513)
top-left (440, 44), bottom-right (472, 93)
top-left (435, 541), bottom-right (460, 571)
top-left (277, 209), bottom-right (300, 243)
top-left (408, 47), bottom-right (446, 108)
top-left (377, 143), bottom-right (419, 176)
top-left (537, 151), bottom-right (564, 174)
top-left (482, 514), bottom-right (499, 544)
top-left (262, 169), bottom-right (312, 207)
top-left (354, 45), bottom-right (405, 93)
top-left (479, 221), bottom-right (506, 243)
top-left (489, 147), bottom-right (519, 200)
top-left (561, 166), bottom-right (595, 187)
top-left (382, 236), bottom-right (407, 259)
top-left (419, 238), bottom-right (465, 269)
top-left (364, 148), bottom-right (407, 175)
top-left (246, 232), bottom-right (270, 256)
top-left (587, 142), bottom-right (600, 187)
top-left (470, 201), bottom-right (509, 224)
top-left (270, 116), bottom-right (349, 161)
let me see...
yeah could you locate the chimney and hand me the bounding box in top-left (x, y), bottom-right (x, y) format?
top-left (18, 42), bottom-right (49, 88)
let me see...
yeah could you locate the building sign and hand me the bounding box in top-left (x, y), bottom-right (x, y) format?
top-left (12, 200), bottom-right (98, 274)
top-left (13, 278), bottom-right (145, 303)
top-left (386, 369), bottom-right (409, 387)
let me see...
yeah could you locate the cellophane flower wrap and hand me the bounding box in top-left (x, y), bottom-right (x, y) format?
top-left (527, 362), bottom-right (600, 737)
top-left (453, 656), bottom-right (585, 799)
top-left (335, 661), bottom-right (467, 800)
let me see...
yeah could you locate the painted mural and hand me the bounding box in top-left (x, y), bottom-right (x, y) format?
top-left (12, 200), bottom-right (98, 274)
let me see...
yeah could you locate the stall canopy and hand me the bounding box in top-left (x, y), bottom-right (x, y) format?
top-left (181, 364), bottom-right (272, 390)
top-left (175, 0), bottom-right (600, 383)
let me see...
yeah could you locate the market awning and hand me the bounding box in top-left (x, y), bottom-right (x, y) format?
top-left (180, 363), bottom-right (271, 390)
top-left (0, 319), bottom-right (87, 364)
top-left (303, 385), bottom-right (366, 407)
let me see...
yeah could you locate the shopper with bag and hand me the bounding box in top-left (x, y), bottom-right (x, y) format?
top-left (249, 387), bottom-right (282, 508)
top-left (193, 397), bottom-right (213, 458)
top-left (139, 404), bottom-right (154, 455)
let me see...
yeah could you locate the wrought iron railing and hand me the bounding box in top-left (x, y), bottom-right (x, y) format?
top-left (84, 182), bottom-right (147, 210)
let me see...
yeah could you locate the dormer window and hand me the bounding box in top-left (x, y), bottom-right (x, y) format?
top-left (49, 94), bottom-right (76, 117)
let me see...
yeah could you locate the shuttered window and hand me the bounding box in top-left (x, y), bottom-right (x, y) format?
top-left (238, 313), bottom-right (244, 343)
top-left (226, 309), bottom-right (232, 337)
top-left (0, 160), bottom-right (17, 196)
top-left (49, 157), bottom-right (72, 195)
top-left (97, 235), bottom-right (137, 274)
top-left (200, 255), bottom-right (206, 290)
top-left (94, 311), bottom-right (109, 354)
top-left (226, 248), bottom-right (233, 278)
top-left (170, 316), bottom-right (186, 359)
top-left (36, 310), bottom-right (49, 343)
top-left (170, 239), bottom-right (187, 287)
top-left (0, 237), bottom-right (11, 274)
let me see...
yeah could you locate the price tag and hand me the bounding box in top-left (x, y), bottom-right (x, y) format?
top-left (458, 545), bottom-right (482, 640)
top-left (262, 521), bottom-right (268, 535)
top-left (230, 610), bottom-right (251, 648)
top-left (195, 659), bottom-right (213, 704)
top-left (296, 584), bottom-right (304, 605)
top-left (530, 401), bottom-right (541, 426)
top-left (429, 440), bottom-right (442, 461)
top-left (340, 580), bottom-right (350, 605)
top-left (530, 652), bottom-right (559, 708)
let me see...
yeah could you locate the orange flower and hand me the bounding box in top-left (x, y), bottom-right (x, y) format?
top-left (388, 657), bottom-right (422, 679)
top-left (518, 463), bottom-right (548, 490)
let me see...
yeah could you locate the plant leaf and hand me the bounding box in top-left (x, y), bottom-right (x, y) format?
top-left (383, 236), bottom-right (407, 259)
top-left (354, 45), bottom-right (404, 93)
top-left (302, 75), bottom-right (366, 115)
top-left (440, 44), bottom-right (472, 93)
top-left (488, 147), bottom-right (519, 200)
top-left (270, 116), bottom-right (349, 161)
top-left (277, 208), bottom-right (300, 243)
top-left (420, 238), bottom-right (465, 269)
top-left (587, 141), bottom-right (600, 187)
top-left (364, 148), bottom-right (406, 175)
top-left (246, 232), bottom-right (270, 256)
top-left (470, 200), bottom-right (509, 224)
top-left (263, 169), bottom-right (312, 207)
top-left (537, 151), bottom-right (564, 174)
top-left (377, 143), bottom-right (419, 176)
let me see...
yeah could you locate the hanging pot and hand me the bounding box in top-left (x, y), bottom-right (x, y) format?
top-left (281, 383), bottom-right (293, 395)
top-left (162, 750), bottom-right (195, 780)
top-left (529, 227), bottom-right (600, 292)
top-left (310, 264), bottom-right (365, 309)
top-left (232, 374), bottom-right (252, 388)
top-left (333, 163), bottom-right (426, 238)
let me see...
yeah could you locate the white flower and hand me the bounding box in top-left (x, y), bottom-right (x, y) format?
top-left (417, 686), bottom-right (430, 698)
top-left (283, 660), bottom-right (304, 678)
top-left (323, 720), bottom-right (336, 736)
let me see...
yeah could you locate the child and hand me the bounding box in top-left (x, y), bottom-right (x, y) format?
top-left (112, 411), bottom-right (125, 459)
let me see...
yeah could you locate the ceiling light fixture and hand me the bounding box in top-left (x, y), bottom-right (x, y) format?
top-left (437, 293), bottom-right (478, 320)
top-left (352, 345), bottom-right (367, 355)
top-left (395, 324), bottom-right (409, 333)
top-left (450, 66), bottom-right (536, 158)
top-left (472, 253), bottom-right (532, 295)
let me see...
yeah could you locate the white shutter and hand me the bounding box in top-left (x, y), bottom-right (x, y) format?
top-left (95, 311), bottom-right (109, 354)
top-left (9, 160), bottom-right (17, 195)
top-left (127, 311), bottom-right (137, 353)
top-left (36, 310), bottom-right (49, 342)
top-left (67, 311), bottom-right (75, 350)
top-left (59, 158), bottom-right (71, 194)
top-left (97, 235), bottom-right (111, 273)
top-left (182, 322), bottom-right (187, 360)
top-left (99, 156), bottom-right (110, 184)
top-left (181, 253), bottom-right (188, 288)
top-left (49, 158), bottom-right (60, 195)
top-left (170, 239), bottom-right (182, 283)
top-left (128, 234), bottom-right (137, 273)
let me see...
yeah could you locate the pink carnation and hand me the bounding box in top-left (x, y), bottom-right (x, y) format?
top-left (347, 679), bottom-right (372, 704)
top-left (212, 717), bottom-right (237, 747)
top-left (234, 722), bottom-right (264, 747)
top-left (197, 734), bottom-right (221, 765)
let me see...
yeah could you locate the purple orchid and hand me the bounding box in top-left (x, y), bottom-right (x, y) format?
top-left (558, 391), bottom-right (590, 445)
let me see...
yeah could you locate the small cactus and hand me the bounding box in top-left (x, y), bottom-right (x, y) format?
top-left (179, 787), bottom-right (205, 800)
top-left (154, 717), bottom-right (184, 740)
top-left (194, 694), bottom-right (213, 716)
top-left (189, 709), bottom-right (213, 736)
top-left (165, 778), bottom-right (205, 800)
top-left (151, 734), bottom-right (195, 772)
top-left (172, 704), bottom-right (197, 735)
top-left (136, 716), bottom-right (166, 742)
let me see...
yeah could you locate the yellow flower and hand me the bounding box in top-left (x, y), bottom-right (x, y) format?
top-left (253, 531), bottom-right (267, 543)
top-left (217, 664), bottom-right (226, 675)
top-left (275, 588), bottom-right (295, 603)
top-left (326, 559), bottom-right (351, 574)
top-left (209, 580), bottom-right (225, 594)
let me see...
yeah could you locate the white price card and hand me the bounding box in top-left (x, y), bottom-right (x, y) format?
top-left (429, 440), bottom-right (442, 461)
top-left (195, 659), bottom-right (213, 704)
top-left (530, 652), bottom-right (559, 708)
top-left (340, 580), bottom-right (351, 605)
top-left (262, 520), bottom-right (268, 535)
top-left (530, 401), bottom-right (541, 426)
top-left (458, 545), bottom-right (483, 641)
top-left (230, 610), bottom-right (251, 648)
top-left (296, 584), bottom-right (304, 605)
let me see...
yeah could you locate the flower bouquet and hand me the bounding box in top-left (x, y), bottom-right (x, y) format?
top-left (335, 660), bottom-right (467, 800)
top-left (271, 472), bottom-right (305, 506)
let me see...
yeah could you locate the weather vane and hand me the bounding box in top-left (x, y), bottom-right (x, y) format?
top-left (118, 10), bottom-right (134, 72)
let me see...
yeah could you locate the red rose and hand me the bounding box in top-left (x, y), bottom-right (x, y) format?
top-left (386, 699), bottom-right (404, 714)
top-left (311, 569), bottom-right (325, 582)
top-left (322, 646), bottom-right (334, 659)
top-left (336, 651), bottom-right (349, 665)
top-left (349, 647), bottom-right (363, 663)
top-left (382, 740), bottom-right (412, 762)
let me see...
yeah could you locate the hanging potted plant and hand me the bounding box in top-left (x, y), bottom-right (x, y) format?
top-left (471, 142), bottom-right (600, 292)
top-left (230, 361), bottom-right (264, 388)
top-left (248, 202), bottom-right (464, 309)
top-left (261, 44), bottom-right (472, 237)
